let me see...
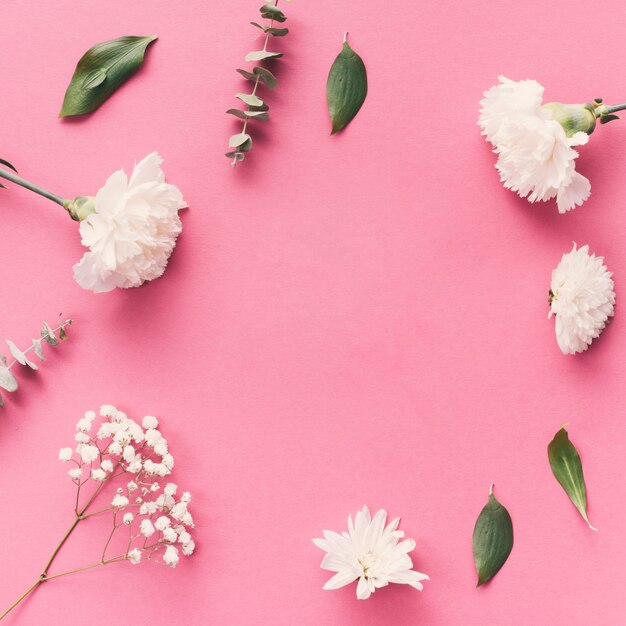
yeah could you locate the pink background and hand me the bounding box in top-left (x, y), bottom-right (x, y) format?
top-left (1, 0), bottom-right (626, 624)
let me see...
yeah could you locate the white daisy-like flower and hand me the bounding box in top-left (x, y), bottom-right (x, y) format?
top-left (72, 152), bottom-right (187, 293)
top-left (549, 243), bottom-right (615, 354)
top-left (313, 506), bottom-right (429, 600)
top-left (479, 76), bottom-right (595, 213)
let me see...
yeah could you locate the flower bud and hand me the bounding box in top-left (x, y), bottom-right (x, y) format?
top-left (543, 102), bottom-right (596, 136)
top-left (64, 195), bottom-right (96, 221)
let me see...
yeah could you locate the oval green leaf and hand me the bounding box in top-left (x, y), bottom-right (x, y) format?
top-left (326, 36), bottom-right (368, 134)
top-left (60, 35), bottom-right (157, 117)
top-left (548, 425), bottom-right (596, 530)
top-left (472, 487), bottom-right (513, 587)
top-left (244, 50), bottom-right (283, 62)
top-left (259, 5), bottom-right (287, 22)
top-left (235, 92), bottom-right (264, 107)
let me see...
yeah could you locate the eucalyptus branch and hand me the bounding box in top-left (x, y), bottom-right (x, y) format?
top-left (226, 1), bottom-right (290, 166)
top-left (0, 316), bottom-right (73, 408)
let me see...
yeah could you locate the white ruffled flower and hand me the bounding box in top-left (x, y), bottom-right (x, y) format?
top-left (112, 494), bottom-right (129, 508)
top-left (313, 506), bottom-right (429, 600)
top-left (163, 545), bottom-right (180, 568)
top-left (58, 447), bottom-right (73, 462)
top-left (549, 244), bottom-right (615, 354)
top-left (72, 152), bottom-right (187, 293)
top-left (479, 76), bottom-right (592, 213)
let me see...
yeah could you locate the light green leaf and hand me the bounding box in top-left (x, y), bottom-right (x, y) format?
top-left (326, 36), bottom-right (368, 134)
top-left (0, 364), bottom-right (18, 393)
top-left (41, 322), bottom-right (59, 346)
top-left (472, 486), bottom-right (513, 587)
top-left (32, 339), bottom-right (45, 361)
top-left (548, 425), bottom-right (596, 530)
top-left (226, 109), bottom-right (270, 121)
top-left (236, 68), bottom-right (256, 81)
top-left (229, 133), bottom-right (252, 149)
top-left (250, 22), bottom-right (289, 36)
top-left (259, 5), bottom-right (287, 22)
top-left (235, 92), bottom-right (264, 107)
top-left (60, 35), bottom-right (158, 117)
top-left (244, 50), bottom-right (283, 62)
top-left (6, 339), bottom-right (37, 370)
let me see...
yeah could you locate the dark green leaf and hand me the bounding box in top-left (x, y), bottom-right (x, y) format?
top-left (253, 66), bottom-right (278, 88)
top-left (0, 158), bottom-right (17, 173)
top-left (236, 68), bottom-right (256, 81)
top-left (259, 4), bottom-right (287, 22)
top-left (472, 487), bottom-right (513, 587)
top-left (251, 22), bottom-right (289, 36)
top-left (60, 35), bottom-right (157, 117)
top-left (601, 113), bottom-right (620, 124)
top-left (548, 425), bottom-right (596, 530)
top-left (326, 36), bottom-right (368, 134)
top-left (248, 103), bottom-right (270, 112)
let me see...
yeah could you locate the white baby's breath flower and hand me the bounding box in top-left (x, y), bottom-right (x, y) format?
top-left (112, 494), bottom-right (129, 508)
top-left (123, 513), bottom-right (134, 525)
top-left (74, 432), bottom-right (90, 443)
top-left (163, 528), bottom-right (177, 543)
top-left (164, 483), bottom-right (177, 496)
top-left (72, 152), bottom-right (187, 293)
top-left (549, 243), bottom-right (615, 354)
top-left (142, 415), bottom-right (158, 429)
top-left (79, 445), bottom-right (99, 464)
top-left (313, 506), bottom-right (429, 600)
top-left (68, 467), bottom-right (83, 480)
top-left (163, 545), bottom-right (180, 568)
top-left (75, 418), bottom-right (92, 432)
top-left (479, 76), bottom-right (593, 213)
top-left (84, 410), bottom-right (96, 422)
top-left (101, 459), bottom-right (114, 473)
top-left (182, 539), bottom-right (196, 556)
top-left (155, 516), bottom-right (171, 531)
top-left (58, 447), bottom-right (73, 462)
top-left (128, 548), bottom-right (142, 565)
top-left (140, 519), bottom-right (155, 538)
top-left (91, 468), bottom-right (106, 481)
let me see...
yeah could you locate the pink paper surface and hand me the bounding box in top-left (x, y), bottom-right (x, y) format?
top-left (1, 1), bottom-right (626, 624)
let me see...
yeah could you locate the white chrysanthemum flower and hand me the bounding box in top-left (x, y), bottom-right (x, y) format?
top-left (313, 506), bottom-right (430, 600)
top-left (549, 243), bottom-right (615, 354)
top-left (58, 447), bottom-right (73, 462)
top-left (73, 152), bottom-right (187, 293)
top-left (479, 76), bottom-right (593, 213)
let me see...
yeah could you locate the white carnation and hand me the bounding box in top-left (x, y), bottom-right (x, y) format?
top-left (479, 76), bottom-right (591, 213)
top-left (549, 244), bottom-right (615, 354)
top-left (73, 152), bottom-right (187, 293)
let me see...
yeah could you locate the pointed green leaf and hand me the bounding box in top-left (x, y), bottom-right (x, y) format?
top-left (60, 35), bottom-right (158, 117)
top-left (472, 487), bottom-right (513, 586)
top-left (0, 158), bottom-right (17, 173)
top-left (235, 92), bottom-right (264, 107)
top-left (326, 36), bottom-right (368, 134)
top-left (600, 113), bottom-right (620, 124)
top-left (244, 50), bottom-right (283, 62)
top-left (259, 5), bottom-right (287, 22)
top-left (548, 425), bottom-right (596, 530)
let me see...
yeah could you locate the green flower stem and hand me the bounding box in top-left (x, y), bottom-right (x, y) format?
top-left (604, 102), bottom-right (626, 115)
top-left (0, 165), bottom-right (68, 207)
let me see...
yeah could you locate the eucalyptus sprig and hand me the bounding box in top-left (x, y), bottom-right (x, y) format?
top-left (0, 316), bottom-right (72, 407)
top-left (226, 2), bottom-right (290, 166)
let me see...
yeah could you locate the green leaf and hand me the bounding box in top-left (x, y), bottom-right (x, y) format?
top-left (244, 50), bottom-right (283, 62)
top-left (41, 322), bottom-right (59, 346)
top-left (250, 22), bottom-right (289, 36)
top-left (0, 158), bottom-right (17, 173)
top-left (226, 109), bottom-right (269, 121)
top-left (601, 113), bottom-right (620, 124)
top-left (235, 92), bottom-right (264, 107)
top-left (326, 36), bottom-right (368, 134)
top-left (32, 339), bottom-right (45, 361)
top-left (0, 363), bottom-right (18, 393)
top-left (548, 425), bottom-right (596, 530)
top-left (472, 486), bottom-right (513, 587)
top-left (228, 133), bottom-right (252, 149)
top-left (253, 66), bottom-right (278, 88)
top-left (60, 35), bottom-right (157, 117)
top-left (259, 4), bottom-right (287, 22)
top-left (236, 68), bottom-right (256, 81)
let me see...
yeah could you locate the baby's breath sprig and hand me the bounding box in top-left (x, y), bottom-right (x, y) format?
top-left (0, 405), bottom-right (196, 621)
top-left (0, 316), bottom-right (72, 407)
top-left (226, 1), bottom-right (290, 166)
